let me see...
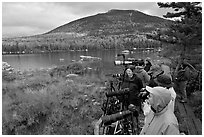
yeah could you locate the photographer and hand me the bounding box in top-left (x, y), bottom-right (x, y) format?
top-left (135, 59), bottom-right (150, 87)
top-left (140, 86), bottom-right (180, 135)
top-left (147, 65), bottom-right (164, 87)
top-left (120, 66), bottom-right (143, 131)
top-left (120, 66), bottom-right (143, 109)
top-left (144, 57), bottom-right (152, 72)
top-left (174, 57), bottom-right (198, 103)
top-left (139, 74), bottom-right (177, 127)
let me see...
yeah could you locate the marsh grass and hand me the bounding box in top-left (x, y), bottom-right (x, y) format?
top-left (2, 62), bottom-right (106, 135)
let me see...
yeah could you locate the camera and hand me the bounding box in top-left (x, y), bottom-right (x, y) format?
top-left (112, 73), bottom-right (122, 78)
top-left (101, 104), bottom-right (138, 126)
top-left (101, 110), bottom-right (132, 125)
top-left (106, 88), bottom-right (130, 97)
top-left (114, 59), bottom-right (139, 66)
top-left (138, 88), bottom-right (150, 102)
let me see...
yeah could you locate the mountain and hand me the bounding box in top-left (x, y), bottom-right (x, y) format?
top-left (46, 9), bottom-right (171, 36)
top-left (2, 9), bottom-right (172, 54)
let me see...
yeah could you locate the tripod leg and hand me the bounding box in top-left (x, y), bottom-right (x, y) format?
top-left (136, 116), bottom-right (140, 134)
top-left (130, 114), bottom-right (136, 134)
top-left (114, 121), bottom-right (119, 134)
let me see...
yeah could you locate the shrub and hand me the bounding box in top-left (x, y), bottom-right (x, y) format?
top-left (2, 68), bottom-right (105, 135)
top-left (2, 71), bottom-right (17, 82)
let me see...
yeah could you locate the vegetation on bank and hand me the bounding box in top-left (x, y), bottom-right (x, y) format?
top-left (2, 34), bottom-right (162, 54)
top-left (2, 62), bottom-right (108, 135)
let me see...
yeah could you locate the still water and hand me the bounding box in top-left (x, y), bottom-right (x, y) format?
top-left (2, 49), bottom-right (159, 73)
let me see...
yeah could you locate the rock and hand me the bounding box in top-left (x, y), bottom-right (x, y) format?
top-left (59, 58), bottom-right (64, 62)
top-left (87, 67), bottom-right (92, 70)
top-left (66, 79), bottom-right (74, 83)
top-left (66, 74), bottom-right (79, 78)
top-left (80, 55), bottom-right (101, 62)
top-left (121, 50), bottom-right (130, 54)
top-left (86, 84), bottom-right (95, 87)
top-left (2, 62), bottom-right (14, 71)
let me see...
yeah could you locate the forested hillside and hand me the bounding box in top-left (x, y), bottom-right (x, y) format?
top-left (2, 9), bottom-right (171, 54)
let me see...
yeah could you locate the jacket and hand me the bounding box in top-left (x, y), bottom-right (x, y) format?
top-left (135, 66), bottom-right (150, 87)
top-left (175, 61), bottom-right (197, 82)
top-left (144, 61), bottom-right (152, 72)
top-left (161, 64), bottom-right (172, 81)
top-left (120, 74), bottom-right (143, 106)
top-left (140, 87), bottom-right (180, 135)
top-left (142, 86), bottom-right (177, 124)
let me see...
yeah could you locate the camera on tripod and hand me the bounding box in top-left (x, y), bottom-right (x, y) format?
top-left (138, 88), bottom-right (150, 102)
top-left (105, 88), bottom-right (130, 97)
top-left (112, 73), bottom-right (123, 78)
top-left (101, 110), bottom-right (132, 125)
top-left (114, 58), bottom-right (140, 66)
top-left (114, 53), bottom-right (141, 66)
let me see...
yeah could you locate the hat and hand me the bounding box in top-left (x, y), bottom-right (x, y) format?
top-left (154, 74), bottom-right (173, 88)
top-left (138, 59), bottom-right (145, 66)
top-left (145, 86), bottom-right (171, 113)
top-left (145, 57), bottom-right (151, 62)
top-left (148, 65), bottom-right (163, 76)
top-left (128, 65), bottom-right (135, 71)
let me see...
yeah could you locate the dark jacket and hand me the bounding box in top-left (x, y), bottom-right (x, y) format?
top-left (144, 61), bottom-right (152, 72)
top-left (175, 60), bottom-right (197, 82)
top-left (120, 74), bottom-right (143, 106)
top-left (176, 64), bottom-right (191, 81)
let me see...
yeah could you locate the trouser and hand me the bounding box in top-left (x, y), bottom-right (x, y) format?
top-left (178, 81), bottom-right (188, 99)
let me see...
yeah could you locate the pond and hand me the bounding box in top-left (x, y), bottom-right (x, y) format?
top-left (2, 49), bottom-right (160, 74)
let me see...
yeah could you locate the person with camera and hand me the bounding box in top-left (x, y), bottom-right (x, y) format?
top-left (174, 57), bottom-right (198, 103)
top-left (147, 64), bottom-right (164, 87)
top-left (135, 59), bottom-right (150, 87)
top-left (159, 61), bottom-right (173, 81)
top-left (154, 74), bottom-right (176, 112)
top-left (120, 66), bottom-right (143, 109)
top-left (144, 57), bottom-right (152, 72)
top-left (139, 85), bottom-right (180, 135)
top-left (120, 66), bottom-right (143, 133)
top-left (139, 74), bottom-right (176, 124)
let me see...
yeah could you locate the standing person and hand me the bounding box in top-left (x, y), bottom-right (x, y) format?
top-left (135, 59), bottom-right (150, 87)
top-left (154, 74), bottom-right (176, 112)
top-left (159, 62), bottom-right (173, 81)
top-left (144, 57), bottom-right (152, 72)
top-left (147, 65), bottom-right (164, 87)
top-left (120, 67), bottom-right (143, 109)
top-left (174, 57), bottom-right (198, 103)
top-left (140, 86), bottom-right (180, 135)
top-left (140, 74), bottom-right (176, 125)
top-left (120, 67), bottom-right (143, 133)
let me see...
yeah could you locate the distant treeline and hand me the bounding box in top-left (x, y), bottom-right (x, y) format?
top-left (2, 34), bottom-right (162, 54)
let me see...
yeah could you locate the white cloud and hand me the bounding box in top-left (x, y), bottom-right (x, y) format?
top-left (3, 26), bottom-right (45, 38)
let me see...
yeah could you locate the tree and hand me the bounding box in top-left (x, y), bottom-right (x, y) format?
top-left (157, 2), bottom-right (202, 58)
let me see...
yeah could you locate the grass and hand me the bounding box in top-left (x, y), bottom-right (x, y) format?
top-left (2, 62), bottom-right (106, 135)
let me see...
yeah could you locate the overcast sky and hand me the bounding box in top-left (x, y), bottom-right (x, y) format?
top-left (2, 2), bottom-right (175, 38)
